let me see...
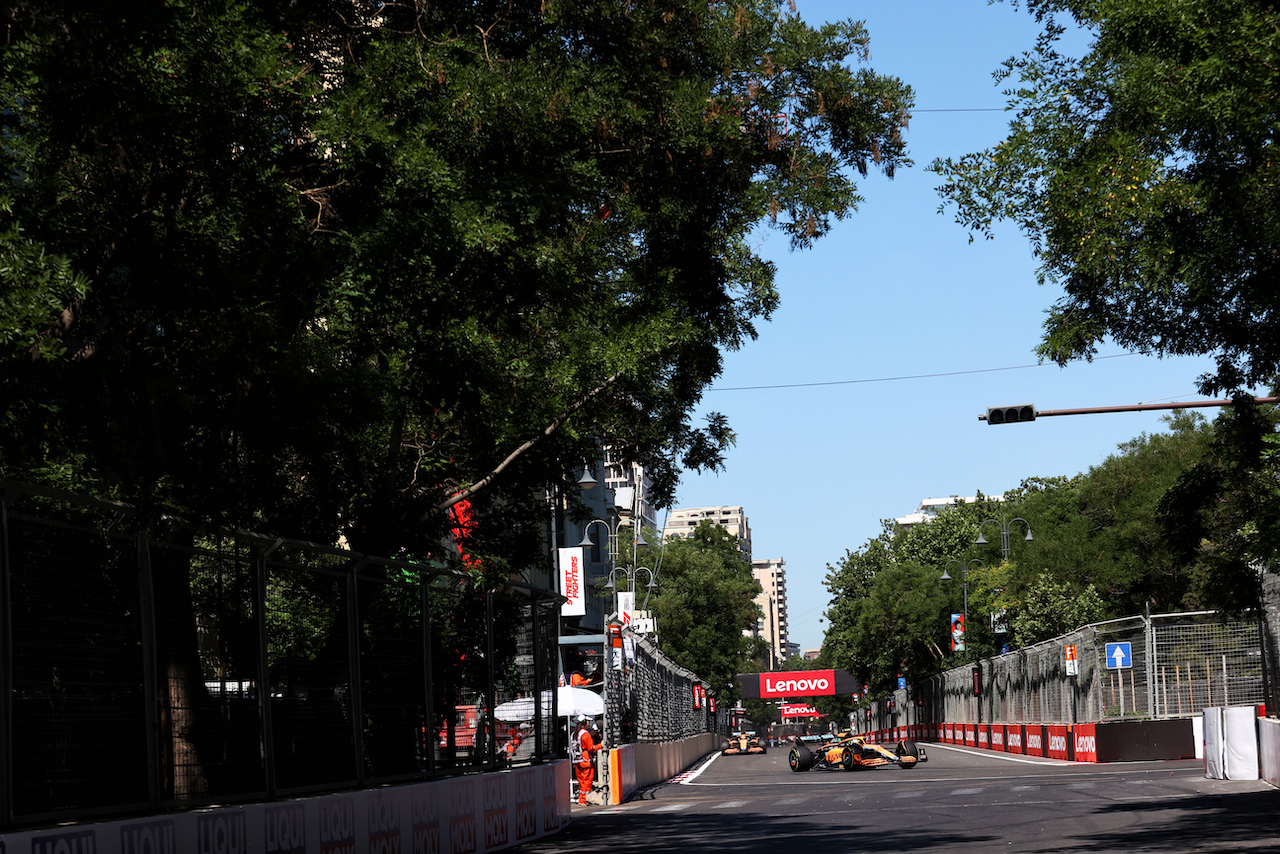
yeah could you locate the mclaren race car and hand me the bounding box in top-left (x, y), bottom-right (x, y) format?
top-left (721, 731), bottom-right (767, 755)
top-left (787, 732), bottom-right (925, 772)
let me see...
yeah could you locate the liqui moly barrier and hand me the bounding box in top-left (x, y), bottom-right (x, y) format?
top-left (0, 762), bottom-right (573, 854)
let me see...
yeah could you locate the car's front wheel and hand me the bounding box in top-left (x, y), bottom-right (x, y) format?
top-left (788, 744), bottom-right (813, 772)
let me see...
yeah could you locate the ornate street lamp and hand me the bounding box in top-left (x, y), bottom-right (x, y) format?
top-left (975, 516), bottom-right (1033, 561)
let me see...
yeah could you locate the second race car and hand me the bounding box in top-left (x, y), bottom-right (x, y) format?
top-left (787, 732), bottom-right (925, 772)
top-left (721, 730), bottom-right (767, 755)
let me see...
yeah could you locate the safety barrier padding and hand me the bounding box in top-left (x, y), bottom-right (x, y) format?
top-left (0, 761), bottom-right (572, 853)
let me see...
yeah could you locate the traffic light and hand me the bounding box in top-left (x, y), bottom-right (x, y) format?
top-left (984, 404), bottom-right (1037, 425)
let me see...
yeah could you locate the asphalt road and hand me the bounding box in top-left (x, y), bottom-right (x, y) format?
top-left (517, 742), bottom-right (1280, 853)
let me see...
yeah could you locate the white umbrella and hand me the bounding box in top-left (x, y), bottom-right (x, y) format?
top-left (492, 685), bottom-right (603, 722)
top-left (558, 685), bottom-right (604, 717)
top-left (493, 695), bottom-right (539, 722)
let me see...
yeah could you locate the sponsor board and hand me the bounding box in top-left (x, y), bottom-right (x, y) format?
top-left (482, 773), bottom-right (509, 849)
top-left (1024, 726), bottom-right (1046, 758)
top-left (758, 670), bottom-right (835, 699)
top-left (121, 819), bottom-right (178, 854)
top-left (197, 811), bottom-right (247, 854)
top-left (558, 547), bottom-right (586, 617)
top-left (450, 778), bottom-right (478, 854)
top-left (512, 767), bottom-right (538, 841)
top-left (1073, 724), bottom-right (1098, 763)
top-left (368, 790), bottom-right (402, 854)
top-left (33, 830), bottom-right (97, 854)
top-left (6, 761), bottom-right (575, 854)
top-left (1005, 726), bottom-right (1024, 755)
top-left (318, 797), bottom-right (356, 854)
top-left (1047, 725), bottom-right (1072, 760)
top-left (265, 803), bottom-right (307, 854)
top-left (411, 783), bottom-right (442, 854)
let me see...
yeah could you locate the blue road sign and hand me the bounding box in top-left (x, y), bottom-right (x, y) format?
top-left (1105, 642), bottom-right (1132, 670)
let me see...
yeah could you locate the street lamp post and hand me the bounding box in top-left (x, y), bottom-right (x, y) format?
top-left (605, 565), bottom-right (658, 628)
top-left (941, 558), bottom-right (985, 652)
top-left (975, 516), bottom-right (1033, 561)
top-left (576, 485), bottom-right (655, 630)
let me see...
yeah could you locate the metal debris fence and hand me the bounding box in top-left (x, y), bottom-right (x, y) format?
top-left (862, 611), bottom-right (1269, 733)
top-left (602, 629), bottom-right (720, 748)
top-left (0, 482), bottom-right (561, 831)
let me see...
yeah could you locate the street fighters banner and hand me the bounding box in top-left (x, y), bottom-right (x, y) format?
top-left (735, 669), bottom-right (859, 700)
top-left (558, 547), bottom-right (586, 616)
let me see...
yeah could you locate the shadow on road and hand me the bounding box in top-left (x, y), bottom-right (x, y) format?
top-left (1026, 787), bottom-right (1280, 853)
top-left (524, 809), bottom-right (1000, 853)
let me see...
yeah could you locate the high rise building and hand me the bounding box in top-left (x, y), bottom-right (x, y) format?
top-left (662, 506), bottom-right (789, 668)
top-left (661, 505), bottom-right (752, 561)
top-left (752, 557), bottom-right (789, 669)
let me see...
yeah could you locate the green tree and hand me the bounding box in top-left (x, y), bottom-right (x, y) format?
top-left (1, 1), bottom-right (914, 568)
top-left (1008, 573), bottom-right (1107, 648)
top-left (645, 521), bottom-right (762, 701)
top-left (0, 0), bottom-right (912, 795)
top-left (933, 0), bottom-right (1280, 395)
top-left (1160, 397), bottom-right (1280, 611)
top-left (1005, 412), bottom-right (1214, 615)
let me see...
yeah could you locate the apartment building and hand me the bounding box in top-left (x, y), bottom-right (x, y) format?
top-left (661, 505), bottom-right (753, 561)
top-left (752, 557), bottom-right (789, 669)
top-left (894, 494), bottom-right (1004, 530)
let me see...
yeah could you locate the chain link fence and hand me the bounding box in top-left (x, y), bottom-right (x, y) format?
top-left (602, 630), bottom-right (719, 748)
top-left (915, 611), bottom-right (1269, 727)
top-left (0, 482), bottom-right (561, 830)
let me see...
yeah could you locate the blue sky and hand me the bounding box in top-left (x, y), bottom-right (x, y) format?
top-left (670, 1), bottom-right (1234, 652)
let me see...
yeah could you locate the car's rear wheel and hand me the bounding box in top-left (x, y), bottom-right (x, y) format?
top-left (788, 744), bottom-right (813, 772)
top-left (895, 740), bottom-right (919, 768)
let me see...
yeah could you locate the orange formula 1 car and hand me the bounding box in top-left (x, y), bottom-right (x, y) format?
top-left (721, 731), bottom-right (767, 756)
top-left (787, 732), bottom-right (924, 772)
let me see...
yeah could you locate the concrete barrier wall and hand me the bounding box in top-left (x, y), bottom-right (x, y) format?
top-left (1259, 717), bottom-right (1280, 786)
top-left (0, 761), bottom-right (572, 854)
top-left (869, 720), bottom-right (1196, 763)
top-left (608, 733), bottom-right (718, 804)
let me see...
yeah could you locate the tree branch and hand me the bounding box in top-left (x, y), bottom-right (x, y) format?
top-left (422, 367), bottom-right (628, 523)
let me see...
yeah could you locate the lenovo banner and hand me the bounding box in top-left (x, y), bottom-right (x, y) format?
top-left (736, 669), bottom-right (859, 699)
top-left (780, 704), bottom-right (822, 718)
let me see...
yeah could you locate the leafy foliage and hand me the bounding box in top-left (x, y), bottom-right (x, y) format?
top-left (1159, 396), bottom-right (1280, 612)
top-left (0, 1), bottom-right (913, 580)
top-left (645, 521), bottom-right (763, 700)
top-left (821, 406), bottom-right (1279, 684)
top-left (1008, 573), bottom-right (1107, 647)
top-left (934, 0), bottom-right (1280, 395)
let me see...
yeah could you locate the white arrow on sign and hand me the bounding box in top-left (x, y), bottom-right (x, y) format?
top-left (1110, 645), bottom-right (1128, 668)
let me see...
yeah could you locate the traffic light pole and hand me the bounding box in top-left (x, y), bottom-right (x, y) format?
top-left (980, 397), bottom-right (1280, 423)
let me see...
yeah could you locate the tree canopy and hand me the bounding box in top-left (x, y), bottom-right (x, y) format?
top-left (933, 0), bottom-right (1280, 395)
top-left (0, 0), bottom-right (912, 571)
top-left (644, 521), bottom-right (764, 700)
top-left (819, 406), bottom-right (1280, 689)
